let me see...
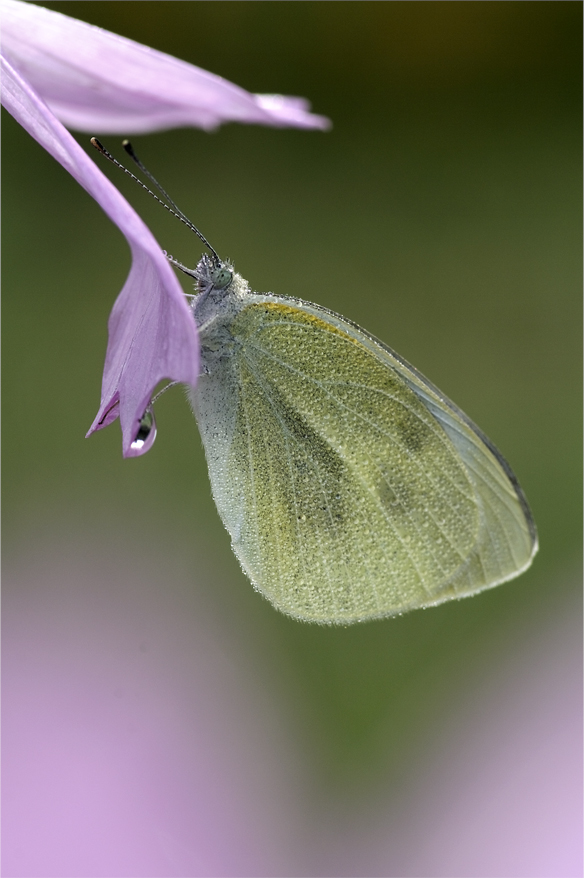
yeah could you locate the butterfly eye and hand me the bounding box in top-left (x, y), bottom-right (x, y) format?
top-left (212, 267), bottom-right (233, 290)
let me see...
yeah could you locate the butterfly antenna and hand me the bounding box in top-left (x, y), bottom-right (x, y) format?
top-left (90, 137), bottom-right (221, 265)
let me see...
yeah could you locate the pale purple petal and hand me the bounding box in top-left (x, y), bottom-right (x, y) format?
top-left (1, 55), bottom-right (200, 457)
top-left (0, 0), bottom-right (330, 134)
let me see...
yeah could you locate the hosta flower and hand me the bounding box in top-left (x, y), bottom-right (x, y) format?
top-left (1, 0), bottom-right (329, 456)
top-left (1, 0), bottom-right (330, 134)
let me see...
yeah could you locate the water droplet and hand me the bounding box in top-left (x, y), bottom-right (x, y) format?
top-left (131, 408), bottom-right (156, 451)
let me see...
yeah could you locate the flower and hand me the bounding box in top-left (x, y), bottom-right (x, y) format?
top-left (2, 55), bottom-right (198, 457)
top-left (0, 0), bottom-right (330, 456)
top-left (0, 0), bottom-right (330, 134)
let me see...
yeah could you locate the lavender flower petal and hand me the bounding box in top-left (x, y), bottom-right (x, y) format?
top-left (1, 0), bottom-right (330, 133)
top-left (1, 55), bottom-right (200, 457)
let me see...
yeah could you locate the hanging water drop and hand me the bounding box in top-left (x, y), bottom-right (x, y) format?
top-left (130, 408), bottom-right (156, 452)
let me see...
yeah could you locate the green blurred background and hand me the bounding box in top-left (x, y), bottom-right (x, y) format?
top-left (3, 0), bottom-right (581, 847)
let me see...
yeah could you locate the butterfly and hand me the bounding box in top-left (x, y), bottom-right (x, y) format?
top-left (184, 253), bottom-right (537, 623)
top-left (96, 139), bottom-right (538, 624)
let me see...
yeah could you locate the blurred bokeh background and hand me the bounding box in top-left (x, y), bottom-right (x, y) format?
top-left (3, 2), bottom-right (582, 876)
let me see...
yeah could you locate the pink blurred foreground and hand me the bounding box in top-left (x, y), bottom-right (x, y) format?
top-left (3, 531), bottom-right (581, 877)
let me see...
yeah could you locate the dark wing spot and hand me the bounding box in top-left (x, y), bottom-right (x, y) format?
top-left (376, 473), bottom-right (411, 516)
top-left (240, 374), bottom-right (348, 532)
top-left (397, 409), bottom-right (429, 454)
top-left (271, 388), bottom-right (347, 528)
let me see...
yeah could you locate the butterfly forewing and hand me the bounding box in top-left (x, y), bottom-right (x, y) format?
top-left (191, 289), bottom-right (536, 623)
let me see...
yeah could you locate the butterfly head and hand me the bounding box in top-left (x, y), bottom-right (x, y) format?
top-left (194, 253), bottom-right (234, 300)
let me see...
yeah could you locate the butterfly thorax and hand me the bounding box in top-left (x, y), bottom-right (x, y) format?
top-left (191, 254), bottom-right (253, 371)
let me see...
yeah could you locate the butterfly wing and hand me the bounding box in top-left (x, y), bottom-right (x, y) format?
top-left (191, 295), bottom-right (537, 623)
